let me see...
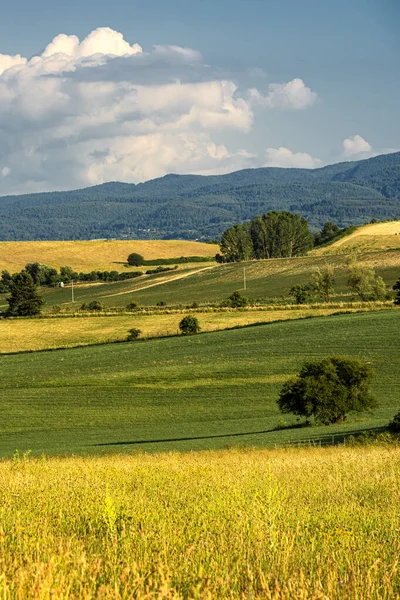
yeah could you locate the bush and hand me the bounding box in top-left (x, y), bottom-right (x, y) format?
top-left (126, 302), bottom-right (138, 311)
top-left (156, 301), bottom-right (167, 307)
top-left (222, 291), bottom-right (248, 308)
top-left (127, 328), bottom-right (141, 341)
top-left (388, 410), bottom-right (400, 433)
top-left (86, 301), bottom-right (103, 312)
top-left (127, 253), bottom-right (145, 267)
top-left (278, 356), bottom-right (376, 425)
top-left (179, 315), bottom-right (200, 335)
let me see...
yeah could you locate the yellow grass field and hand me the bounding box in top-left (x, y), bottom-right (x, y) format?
top-left (1, 445), bottom-right (399, 599)
top-left (314, 221), bottom-right (400, 255)
top-left (0, 306), bottom-right (380, 353)
top-left (0, 240), bottom-right (219, 274)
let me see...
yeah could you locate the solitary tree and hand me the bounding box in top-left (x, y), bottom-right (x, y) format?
top-left (179, 315), bottom-right (200, 335)
top-left (347, 261), bottom-right (388, 301)
top-left (6, 271), bottom-right (45, 316)
top-left (222, 291), bottom-right (248, 308)
top-left (127, 253), bottom-right (145, 267)
top-left (289, 284), bottom-right (311, 305)
top-left (312, 265), bottom-right (335, 303)
top-left (127, 328), bottom-right (141, 341)
top-left (393, 277), bottom-right (400, 305)
top-left (277, 356), bottom-right (376, 425)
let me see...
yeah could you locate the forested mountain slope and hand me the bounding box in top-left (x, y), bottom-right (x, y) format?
top-left (0, 152), bottom-right (399, 240)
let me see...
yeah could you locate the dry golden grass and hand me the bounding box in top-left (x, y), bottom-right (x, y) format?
top-left (0, 306), bottom-right (385, 353)
top-left (313, 221), bottom-right (400, 255)
top-left (0, 240), bottom-right (219, 274)
top-left (1, 445), bottom-right (400, 599)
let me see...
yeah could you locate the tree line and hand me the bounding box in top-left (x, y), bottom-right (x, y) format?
top-left (216, 212), bottom-right (353, 262)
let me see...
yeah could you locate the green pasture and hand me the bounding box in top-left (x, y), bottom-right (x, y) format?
top-left (1, 248), bottom-right (399, 311)
top-left (0, 310), bottom-right (399, 458)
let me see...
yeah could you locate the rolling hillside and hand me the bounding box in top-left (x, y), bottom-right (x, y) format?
top-left (0, 239), bottom-right (218, 274)
top-left (313, 221), bottom-right (400, 254)
top-left (0, 310), bottom-right (398, 457)
top-left (0, 152), bottom-right (399, 240)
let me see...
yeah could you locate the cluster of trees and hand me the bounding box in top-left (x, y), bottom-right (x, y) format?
top-left (0, 263), bottom-right (145, 294)
top-left (289, 261), bottom-right (391, 304)
top-left (216, 213), bottom-right (361, 263)
top-left (217, 211), bottom-right (315, 262)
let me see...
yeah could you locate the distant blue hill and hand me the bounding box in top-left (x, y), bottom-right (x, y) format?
top-left (0, 152), bottom-right (399, 240)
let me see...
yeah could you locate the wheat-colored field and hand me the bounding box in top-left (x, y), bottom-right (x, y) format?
top-left (0, 306), bottom-right (372, 353)
top-left (0, 240), bottom-right (219, 274)
top-left (314, 221), bottom-right (400, 255)
top-left (1, 444), bottom-right (399, 599)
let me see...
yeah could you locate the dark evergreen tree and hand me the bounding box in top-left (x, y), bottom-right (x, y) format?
top-left (6, 271), bottom-right (44, 316)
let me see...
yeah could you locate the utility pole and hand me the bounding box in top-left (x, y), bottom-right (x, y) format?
top-left (243, 266), bottom-right (246, 290)
top-left (71, 280), bottom-right (74, 303)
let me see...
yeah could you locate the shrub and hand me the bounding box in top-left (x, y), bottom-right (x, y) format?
top-left (222, 291), bottom-right (248, 308)
top-left (388, 410), bottom-right (400, 433)
top-left (156, 301), bottom-right (167, 307)
top-left (127, 253), bottom-right (145, 267)
top-left (127, 328), bottom-right (141, 341)
top-left (126, 302), bottom-right (138, 311)
top-left (278, 356), bottom-right (376, 425)
top-left (179, 315), bottom-right (200, 335)
top-left (86, 301), bottom-right (103, 312)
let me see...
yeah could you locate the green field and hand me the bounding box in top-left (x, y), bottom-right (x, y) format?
top-left (1, 445), bottom-right (399, 598)
top-left (1, 248), bottom-right (398, 312)
top-left (0, 310), bottom-right (399, 458)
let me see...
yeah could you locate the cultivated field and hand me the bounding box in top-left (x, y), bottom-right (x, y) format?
top-left (29, 249), bottom-right (399, 309)
top-left (0, 310), bottom-right (399, 457)
top-left (1, 445), bottom-right (399, 599)
top-left (0, 239), bottom-right (219, 274)
top-left (314, 221), bottom-right (400, 254)
top-left (0, 306), bottom-right (384, 353)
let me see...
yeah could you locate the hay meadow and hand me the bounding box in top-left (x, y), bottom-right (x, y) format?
top-left (1, 445), bottom-right (399, 599)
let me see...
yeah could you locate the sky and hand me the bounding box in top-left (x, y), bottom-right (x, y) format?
top-left (0, 0), bottom-right (398, 194)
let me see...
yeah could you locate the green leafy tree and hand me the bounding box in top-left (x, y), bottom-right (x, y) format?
top-left (388, 410), bottom-right (400, 433)
top-left (312, 265), bottom-right (335, 303)
top-left (348, 262), bottom-right (388, 301)
top-left (127, 253), bottom-right (145, 266)
top-left (289, 284), bottom-right (311, 305)
top-left (222, 291), bottom-right (248, 308)
top-left (86, 300), bottom-right (103, 312)
top-left (278, 356), bottom-right (376, 425)
top-left (394, 277), bottom-right (400, 305)
top-left (24, 263), bottom-right (58, 286)
top-left (6, 271), bottom-right (45, 316)
top-left (0, 270), bottom-right (12, 293)
top-left (220, 223), bottom-right (253, 262)
top-left (60, 266), bottom-right (78, 283)
top-left (179, 315), bottom-right (200, 335)
top-left (127, 328), bottom-right (141, 341)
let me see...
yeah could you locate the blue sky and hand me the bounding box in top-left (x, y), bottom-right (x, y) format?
top-left (0, 0), bottom-right (398, 193)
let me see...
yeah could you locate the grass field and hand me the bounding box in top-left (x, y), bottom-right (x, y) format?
top-left (1, 445), bottom-right (399, 598)
top-left (0, 310), bottom-right (399, 458)
top-left (17, 248), bottom-right (398, 310)
top-left (313, 221), bottom-right (400, 255)
top-left (0, 239), bottom-right (219, 274)
top-left (0, 306), bottom-right (382, 353)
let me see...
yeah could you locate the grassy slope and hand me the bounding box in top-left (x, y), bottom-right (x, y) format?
top-left (0, 239), bottom-right (219, 273)
top-left (23, 248), bottom-right (399, 309)
top-left (0, 307), bottom-right (375, 353)
top-left (1, 446), bottom-right (399, 598)
top-left (313, 221), bottom-right (400, 255)
top-left (0, 310), bottom-right (399, 457)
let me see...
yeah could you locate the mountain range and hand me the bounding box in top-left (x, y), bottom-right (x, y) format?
top-left (0, 152), bottom-right (399, 241)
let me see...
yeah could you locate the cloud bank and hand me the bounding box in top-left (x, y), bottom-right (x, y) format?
top-left (0, 27), bottom-right (319, 194)
top-left (264, 147), bottom-right (322, 168)
top-left (343, 135), bottom-right (372, 157)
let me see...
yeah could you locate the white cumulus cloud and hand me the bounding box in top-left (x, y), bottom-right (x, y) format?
top-left (343, 134), bottom-right (372, 156)
top-left (250, 78), bottom-right (318, 110)
top-left (0, 28), bottom-right (318, 194)
top-left (264, 147), bottom-right (322, 168)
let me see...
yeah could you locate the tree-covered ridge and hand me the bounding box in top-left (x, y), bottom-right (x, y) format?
top-left (0, 152), bottom-right (399, 241)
